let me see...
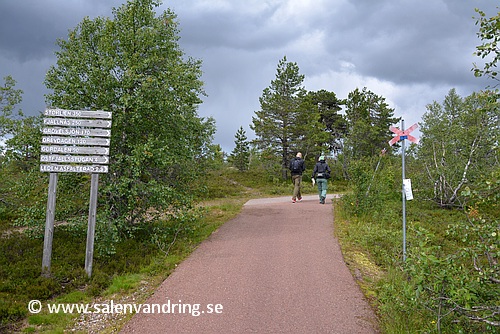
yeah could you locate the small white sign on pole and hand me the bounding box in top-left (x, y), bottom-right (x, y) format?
top-left (403, 179), bottom-right (413, 201)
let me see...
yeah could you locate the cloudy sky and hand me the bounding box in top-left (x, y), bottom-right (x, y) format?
top-left (0, 0), bottom-right (498, 152)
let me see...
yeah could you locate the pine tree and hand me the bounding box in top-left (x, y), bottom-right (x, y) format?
top-left (230, 126), bottom-right (250, 171)
top-left (344, 87), bottom-right (399, 160)
top-left (251, 56), bottom-right (306, 179)
top-left (303, 90), bottom-right (347, 156)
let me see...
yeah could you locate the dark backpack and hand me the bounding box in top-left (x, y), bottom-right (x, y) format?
top-left (316, 162), bottom-right (331, 179)
top-left (291, 158), bottom-right (302, 173)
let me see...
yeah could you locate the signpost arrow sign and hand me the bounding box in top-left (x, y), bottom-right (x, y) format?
top-left (41, 155), bottom-right (109, 164)
top-left (42, 127), bottom-right (111, 137)
top-left (42, 136), bottom-right (110, 146)
top-left (44, 108), bottom-right (112, 119)
top-left (41, 145), bottom-right (109, 155)
top-left (43, 118), bottom-right (112, 128)
top-left (389, 123), bottom-right (419, 146)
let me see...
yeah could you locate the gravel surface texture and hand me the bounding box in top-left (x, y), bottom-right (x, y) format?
top-left (121, 195), bottom-right (379, 333)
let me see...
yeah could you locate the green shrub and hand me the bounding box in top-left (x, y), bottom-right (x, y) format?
top-left (343, 156), bottom-right (399, 217)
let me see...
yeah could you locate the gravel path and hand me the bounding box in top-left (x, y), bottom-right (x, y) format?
top-left (121, 195), bottom-right (379, 333)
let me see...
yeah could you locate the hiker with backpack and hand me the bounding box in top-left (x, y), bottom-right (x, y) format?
top-left (289, 152), bottom-right (305, 203)
top-left (312, 155), bottom-right (331, 204)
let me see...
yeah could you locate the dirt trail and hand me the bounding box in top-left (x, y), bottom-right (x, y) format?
top-left (121, 195), bottom-right (379, 333)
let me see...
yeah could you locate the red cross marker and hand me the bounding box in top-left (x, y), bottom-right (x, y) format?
top-left (388, 123), bottom-right (419, 146)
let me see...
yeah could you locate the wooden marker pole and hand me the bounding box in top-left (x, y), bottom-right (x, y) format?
top-left (85, 173), bottom-right (99, 277)
top-left (42, 173), bottom-right (58, 277)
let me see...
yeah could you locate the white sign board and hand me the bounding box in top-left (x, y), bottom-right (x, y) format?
top-left (403, 179), bottom-right (413, 201)
top-left (39, 109), bottom-right (112, 174)
top-left (42, 136), bottom-right (110, 146)
top-left (40, 164), bottom-right (109, 173)
top-left (43, 118), bottom-right (112, 128)
top-left (40, 155), bottom-right (109, 164)
top-left (42, 127), bottom-right (111, 137)
top-left (44, 108), bottom-right (112, 119)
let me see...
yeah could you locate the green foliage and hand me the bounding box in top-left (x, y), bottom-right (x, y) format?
top-left (229, 126), bottom-right (250, 171)
top-left (305, 90), bottom-right (346, 155)
top-left (449, 170), bottom-right (499, 327)
top-left (0, 75), bottom-right (23, 137)
top-left (375, 266), bottom-right (426, 332)
top-left (43, 0), bottom-right (215, 245)
top-left (342, 155), bottom-right (399, 217)
top-left (337, 167), bottom-right (500, 332)
top-left (2, 3), bottom-right (500, 333)
top-left (473, 8), bottom-right (500, 82)
top-left (0, 76), bottom-right (44, 215)
top-left (401, 191), bottom-right (499, 332)
top-left (417, 89), bottom-right (500, 208)
top-left (292, 90), bottom-right (345, 160)
top-left (344, 87), bottom-right (400, 162)
top-left (251, 59), bottom-right (347, 180)
top-left (13, 172), bottom-right (91, 239)
top-left (150, 208), bottom-right (204, 257)
top-left (104, 274), bottom-right (142, 295)
top-left (405, 227), bottom-right (465, 332)
top-left (3, 115), bottom-right (42, 170)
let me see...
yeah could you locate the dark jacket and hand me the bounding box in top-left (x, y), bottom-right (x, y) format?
top-left (289, 157), bottom-right (305, 176)
top-left (312, 161), bottom-right (331, 179)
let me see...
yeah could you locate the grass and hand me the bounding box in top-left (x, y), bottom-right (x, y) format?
top-left (0, 166), bottom-right (254, 333)
top-left (333, 191), bottom-right (499, 333)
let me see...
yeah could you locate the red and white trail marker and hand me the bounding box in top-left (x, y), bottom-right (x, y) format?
top-left (388, 123), bottom-right (419, 146)
top-left (389, 120), bottom-right (419, 262)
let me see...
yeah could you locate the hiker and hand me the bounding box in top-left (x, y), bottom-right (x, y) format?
top-left (289, 152), bottom-right (305, 203)
top-left (312, 155), bottom-right (331, 204)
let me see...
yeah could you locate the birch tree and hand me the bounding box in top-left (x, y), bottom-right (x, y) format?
top-left (44, 0), bottom-right (215, 234)
top-left (418, 89), bottom-right (500, 207)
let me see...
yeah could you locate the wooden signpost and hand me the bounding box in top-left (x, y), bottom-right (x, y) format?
top-left (40, 108), bottom-right (112, 277)
top-left (389, 120), bottom-right (419, 262)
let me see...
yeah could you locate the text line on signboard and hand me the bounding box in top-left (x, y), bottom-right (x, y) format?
top-left (42, 127), bottom-right (111, 137)
top-left (43, 118), bottom-right (112, 128)
top-left (44, 108), bottom-right (111, 119)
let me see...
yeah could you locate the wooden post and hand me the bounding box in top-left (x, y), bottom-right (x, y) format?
top-left (85, 173), bottom-right (99, 277)
top-left (42, 173), bottom-right (58, 277)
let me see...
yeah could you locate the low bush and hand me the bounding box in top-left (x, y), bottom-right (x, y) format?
top-left (336, 164), bottom-right (500, 332)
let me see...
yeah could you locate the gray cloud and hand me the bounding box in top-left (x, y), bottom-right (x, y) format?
top-left (0, 0), bottom-right (498, 151)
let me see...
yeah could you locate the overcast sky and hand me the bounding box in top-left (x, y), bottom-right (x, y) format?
top-left (0, 0), bottom-right (498, 152)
